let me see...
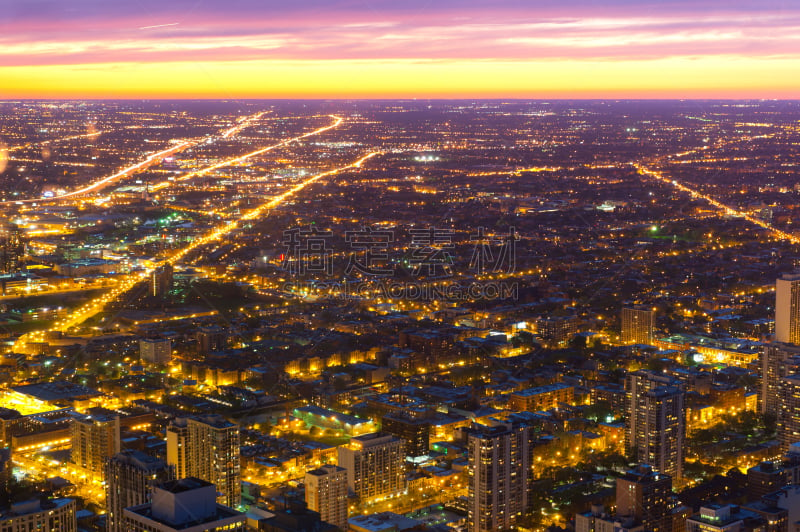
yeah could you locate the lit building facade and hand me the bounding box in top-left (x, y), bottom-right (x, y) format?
top-left (304, 464), bottom-right (348, 530)
top-left (337, 432), bottom-right (405, 501)
top-left (70, 412), bottom-right (120, 482)
top-left (166, 416), bottom-right (240, 507)
top-left (466, 422), bottom-right (533, 532)
top-left (105, 450), bottom-right (175, 532)
top-left (622, 306), bottom-right (656, 345)
top-left (122, 478), bottom-right (246, 532)
top-left (776, 273), bottom-right (800, 345)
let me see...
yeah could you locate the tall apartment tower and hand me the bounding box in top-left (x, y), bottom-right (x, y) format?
top-left (381, 411), bottom-right (430, 457)
top-left (139, 337), bottom-right (172, 365)
top-left (466, 423), bottom-right (534, 532)
top-left (778, 374), bottom-right (800, 451)
top-left (762, 342), bottom-right (800, 415)
top-left (627, 371), bottom-right (685, 479)
top-left (337, 432), bottom-right (406, 501)
top-left (616, 464), bottom-right (673, 532)
top-left (150, 263), bottom-right (173, 298)
top-left (776, 273), bottom-right (800, 344)
top-left (627, 370), bottom-right (676, 449)
top-left (104, 450), bottom-right (175, 532)
top-left (70, 412), bottom-right (120, 481)
top-left (166, 416), bottom-right (241, 507)
top-left (304, 464), bottom-right (348, 530)
top-left (621, 306), bottom-right (656, 345)
top-left (165, 420), bottom-right (189, 479)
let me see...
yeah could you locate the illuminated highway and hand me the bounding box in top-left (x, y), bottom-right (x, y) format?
top-left (13, 150), bottom-right (379, 348)
top-left (5, 129), bottom-right (105, 152)
top-left (634, 161), bottom-right (800, 245)
top-left (0, 110), bottom-right (268, 205)
top-left (150, 114), bottom-right (344, 192)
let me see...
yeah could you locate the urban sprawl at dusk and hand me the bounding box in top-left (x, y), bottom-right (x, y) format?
top-left (1, 1), bottom-right (800, 531)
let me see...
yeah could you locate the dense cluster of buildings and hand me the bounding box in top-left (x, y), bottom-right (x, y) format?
top-left (0, 101), bottom-right (799, 532)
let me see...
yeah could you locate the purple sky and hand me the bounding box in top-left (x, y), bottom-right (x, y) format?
top-left (2, 0), bottom-right (798, 65)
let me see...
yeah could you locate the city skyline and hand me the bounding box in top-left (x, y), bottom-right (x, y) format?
top-left (1, 0), bottom-right (799, 98)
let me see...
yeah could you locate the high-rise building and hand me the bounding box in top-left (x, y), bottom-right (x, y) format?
top-left (627, 371), bottom-right (685, 479)
top-left (466, 422), bottom-right (534, 532)
top-left (778, 374), bottom-right (800, 452)
top-left (196, 326), bottom-right (227, 355)
top-left (776, 273), bottom-right (800, 345)
top-left (105, 450), bottom-right (176, 532)
top-left (122, 478), bottom-right (246, 532)
top-left (746, 461), bottom-right (788, 499)
top-left (621, 306), bottom-right (656, 345)
top-left (0, 447), bottom-right (11, 495)
top-left (304, 464), bottom-right (348, 530)
top-left (686, 505), bottom-right (764, 532)
top-left (150, 263), bottom-right (173, 298)
top-left (0, 222), bottom-right (25, 274)
top-left (139, 338), bottom-right (172, 365)
top-left (535, 316), bottom-right (579, 348)
top-left (165, 421), bottom-right (189, 480)
top-left (616, 465), bottom-right (673, 532)
top-left (381, 412), bottom-right (430, 457)
top-left (337, 432), bottom-right (405, 501)
top-left (575, 504), bottom-right (642, 532)
top-left (70, 412), bottom-right (120, 481)
top-left (0, 498), bottom-right (77, 532)
top-left (643, 387), bottom-right (684, 479)
top-left (166, 416), bottom-right (241, 508)
top-left (761, 342), bottom-right (800, 416)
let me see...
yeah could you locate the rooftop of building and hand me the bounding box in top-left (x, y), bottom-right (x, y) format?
top-left (110, 449), bottom-right (169, 471)
top-left (11, 381), bottom-right (102, 402)
top-left (348, 512), bottom-right (422, 532)
top-left (512, 382), bottom-right (572, 396)
top-left (306, 464), bottom-right (346, 476)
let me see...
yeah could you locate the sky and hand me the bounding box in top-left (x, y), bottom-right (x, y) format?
top-left (0, 0), bottom-right (798, 98)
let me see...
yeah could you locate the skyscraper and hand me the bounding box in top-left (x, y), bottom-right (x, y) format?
top-left (627, 371), bottom-right (685, 479)
top-left (466, 422), bottom-right (534, 532)
top-left (166, 416), bottom-right (241, 507)
top-left (775, 273), bottom-right (800, 344)
top-left (122, 478), bottom-right (246, 532)
top-left (150, 263), bottom-right (173, 298)
top-left (139, 337), bottom-right (172, 365)
top-left (381, 411), bottom-right (430, 457)
top-left (0, 222), bottom-right (25, 274)
top-left (627, 370), bottom-right (676, 448)
top-left (304, 464), bottom-right (348, 530)
top-left (165, 419), bottom-right (189, 480)
top-left (337, 432), bottom-right (405, 501)
top-left (616, 465), bottom-right (673, 532)
top-left (70, 412), bottom-right (120, 482)
top-left (105, 450), bottom-right (175, 532)
top-left (621, 306), bottom-right (656, 345)
top-left (778, 374), bottom-right (800, 451)
top-left (761, 342), bottom-right (800, 416)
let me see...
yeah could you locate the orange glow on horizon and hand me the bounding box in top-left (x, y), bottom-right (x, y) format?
top-left (2, 56), bottom-right (799, 99)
